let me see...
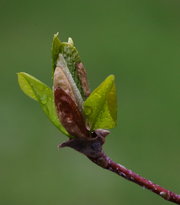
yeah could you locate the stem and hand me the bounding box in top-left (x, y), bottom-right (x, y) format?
top-left (89, 152), bottom-right (180, 204)
top-left (60, 135), bottom-right (180, 204)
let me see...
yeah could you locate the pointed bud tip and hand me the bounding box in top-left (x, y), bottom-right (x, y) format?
top-left (54, 32), bottom-right (59, 38)
top-left (109, 74), bottom-right (115, 80)
top-left (68, 37), bottom-right (74, 46)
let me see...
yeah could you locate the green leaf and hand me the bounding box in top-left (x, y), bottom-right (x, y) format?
top-left (17, 72), bottom-right (70, 136)
top-left (52, 32), bottom-right (62, 72)
top-left (83, 75), bottom-right (117, 130)
top-left (52, 33), bottom-right (88, 100)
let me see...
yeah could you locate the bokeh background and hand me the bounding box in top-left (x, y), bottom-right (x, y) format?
top-left (1, 0), bottom-right (180, 204)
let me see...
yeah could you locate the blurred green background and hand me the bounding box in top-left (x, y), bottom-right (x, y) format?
top-left (0, 0), bottom-right (180, 204)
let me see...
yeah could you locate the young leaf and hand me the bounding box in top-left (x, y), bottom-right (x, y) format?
top-left (17, 72), bottom-right (70, 136)
top-left (52, 32), bottom-right (62, 72)
top-left (52, 33), bottom-right (90, 100)
top-left (83, 75), bottom-right (117, 130)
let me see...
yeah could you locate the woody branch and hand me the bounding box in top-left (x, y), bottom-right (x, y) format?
top-left (60, 136), bottom-right (180, 205)
top-left (89, 153), bottom-right (180, 204)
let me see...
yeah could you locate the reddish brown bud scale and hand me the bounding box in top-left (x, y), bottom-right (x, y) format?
top-left (76, 62), bottom-right (90, 97)
top-left (54, 87), bottom-right (90, 138)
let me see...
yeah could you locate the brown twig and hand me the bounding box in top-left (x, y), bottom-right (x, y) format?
top-left (60, 135), bottom-right (180, 204)
top-left (89, 152), bottom-right (180, 204)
